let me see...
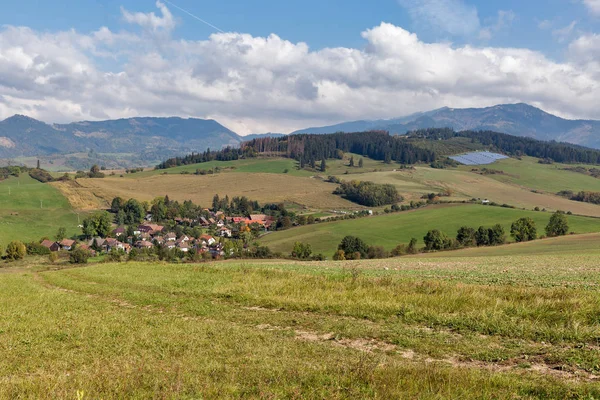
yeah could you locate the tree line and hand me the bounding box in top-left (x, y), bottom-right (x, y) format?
top-left (408, 128), bottom-right (600, 164)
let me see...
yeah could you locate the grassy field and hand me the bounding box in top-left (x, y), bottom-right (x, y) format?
top-left (0, 176), bottom-right (82, 245)
top-left (64, 173), bottom-right (360, 211)
top-left (461, 156), bottom-right (600, 194)
top-left (2, 250), bottom-right (600, 398)
top-left (417, 232), bottom-right (600, 258)
top-left (260, 204), bottom-right (600, 255)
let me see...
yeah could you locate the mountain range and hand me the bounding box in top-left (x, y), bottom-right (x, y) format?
top-left (0, 115), bottom-right (241, 159)
top-left (1, 103), bottom-right (600, 161)
top-left (291, 103), bottom-right (600, 149)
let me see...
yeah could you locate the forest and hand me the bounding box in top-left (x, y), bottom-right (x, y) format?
top-left (155, 128), bottom-right (600, 170)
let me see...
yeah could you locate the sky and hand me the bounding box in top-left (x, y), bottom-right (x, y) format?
top-left (0, 0), bottom-right (599, 134)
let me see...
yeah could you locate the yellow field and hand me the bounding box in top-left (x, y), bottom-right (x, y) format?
top-left (350, 167), bottom-right (600, 217)
top-left (64, 173), bottom-right (359, 210)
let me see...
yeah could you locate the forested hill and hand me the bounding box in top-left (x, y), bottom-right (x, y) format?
top-left (156, 128), bottom-right (600, 169)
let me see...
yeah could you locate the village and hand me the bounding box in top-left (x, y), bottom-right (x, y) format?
top-left (38, 205), bottom-right (277, 260)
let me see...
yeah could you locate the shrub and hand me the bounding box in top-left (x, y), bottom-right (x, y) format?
top-left (291, 242), bottom-right (312, 260)
top-left (333, 180), bottom-right (402, 207)
top-left (333, 250), bottom-right (346, 261)
top-left (367, 246), bottom-right (389, 259)
top-left (6, 241), bottom-right (26, 260)
top-left (26, 242), bottom-right (51, 255)
top-left (69, 248), bottom-right (91, 264)
top-left (456, 226), bottom-right (476, 247)
top-left (48, 252), bottom-right (59, 263)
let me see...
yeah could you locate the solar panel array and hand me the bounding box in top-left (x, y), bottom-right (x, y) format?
top-left (449, 151), bottom-right (509, 165)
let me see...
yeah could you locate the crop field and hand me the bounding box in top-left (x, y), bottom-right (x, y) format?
top-left (2, 249), bottom-right (600, 398)
top-left (67, 173), bottom-right (359, 211)
top-left (260, 204), bottom-right (600, 255)
top-left (401, 167), bottom-right (600, 217)
top-left (0, 176), bottom-right (82, 244)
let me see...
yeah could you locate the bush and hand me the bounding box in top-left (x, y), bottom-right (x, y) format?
top-left (6, 241), bottom-right (26, 260)
top-left (291, 242), bottom-right (312, 260)
top-left (48, 252), bottom-right (59, 263)
top-left (106, 249), bottom-right (125, 262)
top-left (332, 250), bottom-right (346, 260)
top-left (367, 245), bottom-right (389, 259)
top-left (69, 248), bottom-right (91, 264)
top-left (28, 168), bottom-right (54, 183)
top-left (26, 242), bottom-right (51, 255)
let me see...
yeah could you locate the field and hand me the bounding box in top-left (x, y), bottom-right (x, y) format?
top-left (61, 172), bottom-right (359, 211)
top-left (260, 203), bottom-right (600, 255)
top-left (461, 156), bottom-right (600, 194)
top-left (0, 175), bottom-right (82, 245)
top-left (2, 243), bottom-right (600, 398)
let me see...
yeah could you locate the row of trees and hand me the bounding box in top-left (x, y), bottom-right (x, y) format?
top-left (558, 190), bottom-right (600, 205)
top-left (155, 147), bottom-right (252, 169)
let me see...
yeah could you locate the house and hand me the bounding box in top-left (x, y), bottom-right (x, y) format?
top-left (199, 217), bottom-right (210, 226)
top-left (219, 227), bottom-right (232, 238)
top-left (41, 240), bottom-right (61, 252)
top-left (177, 242), bottom-right (190, 252)
top-left (135, 240), bottom-right (153, 249)
top-left (88, 237), bottom-right (107, 252)
top-left (105, 238), bottom-right (126, 252)
top-left (482, 199), bottom-right (490, 204)
top-left (78, 244), bottom-right (96, 256)
top-left (138, 224), bottom-right (164, 234)
top-left (199, 234), bottom-right (216, 246)
top-left (59, 239), bottom-right (75, 251)
top-left (112, 227), bottom-right (126, 237)
top-left (165, 233), bottom-right (177, 241)
top-left (145, 213), bottom-right (153, 221)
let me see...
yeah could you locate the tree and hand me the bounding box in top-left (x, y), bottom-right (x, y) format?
top-left (475, 226), bottom-right (490, 246)
top-left (488, 224), bottom-right (506, 246)
top-left (358, 158), bottom-right (364, 168)
top-left (456, 226), bottom-right (476, 247)
top-left (338, 236), bottom-right (369, 260)
top-left (55, 227), bottom-right (67, 242)
top-left (37, 159), bottom-right (40, 169)
top-left (545, 211), bottom-right (569, 237)
top-left (110, 197), bottom-right (124, 213)
top-left (407, 238), bottom-right (418, 254)
top-left (81, 211), bottom-right (112, 239)
top-left (511, 217), bottom-right (537, 242)
top-left (6, 241), bottom-right (26, 260)
top-left (320, 158), bottom-right (327, 172)
top-left (90, 165), bottom-right (100, 175)
top-left (423, 230), bottom-right (451, 251)
top-left (123, 199), bottom-right (144, 225)
top-left (349, 156), bottom-right (355, 167)
top-left (291, 242), bottom-right (312, 260)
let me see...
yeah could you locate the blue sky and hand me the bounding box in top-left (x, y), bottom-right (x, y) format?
top-left (3, 0), bottom-right (596, 57)
top-left (0, 0), bottom-right (599, 133)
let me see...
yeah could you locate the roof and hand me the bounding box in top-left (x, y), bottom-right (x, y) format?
top-left (40, 240), bottom-right (56, 248)
top-left (200, 234), bottom-right (214, 241)
top-left (60, 239), bottom-right (75, 246)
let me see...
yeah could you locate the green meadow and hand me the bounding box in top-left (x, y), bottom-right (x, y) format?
top-left (2, 247), bottom-right (600, 398)
top-left (260, 203), bottom-right (600, 255)
top-left (0, 175), bottom-right (81, 245)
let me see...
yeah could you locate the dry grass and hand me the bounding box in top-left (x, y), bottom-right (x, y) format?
top-left (67, 173), bottom-right (359, 210)
top-left (50, 180), bottom-right (110, 210)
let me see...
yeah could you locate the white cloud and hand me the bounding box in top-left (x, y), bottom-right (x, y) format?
top-left (553, 21), bottom-right (578, 43)
top-left (121, 1), bottom-right (175, 32)
top-left (397, 0), bottom-right (481, 37)
top-left (583, 0), bottom-right (600, 16)
top-left (0, 2), bottom-right (599, 134)
top-left (537, 19), bottom-right (553, 30)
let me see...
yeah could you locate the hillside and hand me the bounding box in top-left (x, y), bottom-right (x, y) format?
top-left (0, 115), bottom-right (242, 159)
top-left (292, 103), bottom-right (600, 149)
top-left (259, 204), bottom-right (600, 255)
